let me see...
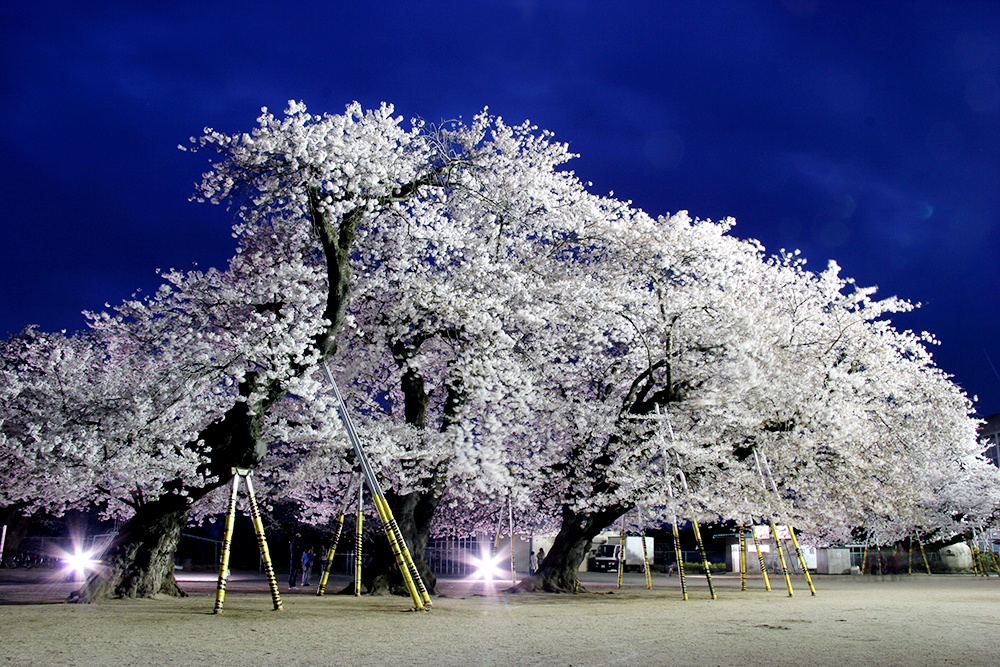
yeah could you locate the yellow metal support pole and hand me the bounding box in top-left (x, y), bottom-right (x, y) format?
top-left (510, 540), bottom-right (517, 588)
top-left (618, 522), bottom-right (625, 589)
top-left (243, 472), bottom-right (282, 611)
top-left (918, 539), bottom-right (932, 575)
top-left (657, 414), bottom-right (686, 599)
top-left (751, 526), bottom-right (771, 591)
top-left (492, 518), bottom-right (502, 561)
top-left (984, 531), bottom-right (1000, 574)
top-left (770, 521), bottom-right (793, 597)
top-left (323, 365), bottom-right (430, 610)
top-left (318, 475), bottom-right (359, 595)
top-left (388, 509), bottom-right (431, 606)
top-left (862, 545), bottom-right (869, 575)
top-left (673, 464), bottom-right (715, 600)
top-left (787, 525), bottom-right (816, 596)
top-left (213, 473), bottom-right (240, 614)
top-left (971, 541), bottom-right (985, 577)
top-left (372, 495), bottom-right (423, 608)
top-left (354, 483), bottom-right (364, 595)
top-left (739, 526), bottom-right (747, 591)
top-left (641, 529), bottom-right (652, 590)
top-left (490, 506), bottom-right (503, 579)
top-left (508, 498), bottom-right (516, 587)
top-left (371, 494), bottom-right (424, 609)
top-left (975, 531), bottom-right (993, 576)
top-left (987, 546), bottom-right (1000, 575)
top-left (692, 519), bottom-right (717, 599)
top-left (672, 521), bottom-right (688, 600)
top-left (317, 513), bottom-right (345, 596)
top-left (755, 450), bottom-right (803, 596)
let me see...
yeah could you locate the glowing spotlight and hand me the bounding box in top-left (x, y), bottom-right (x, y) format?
top-left (468, 551), bottom-right (508, 581)
top-left (59, 547), bottom-right (102, 580)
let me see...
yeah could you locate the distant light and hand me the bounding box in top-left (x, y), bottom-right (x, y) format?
top-left (468, 549), bottom-right (508, 581)
top-left (61, 548), bottom-right (101, 578)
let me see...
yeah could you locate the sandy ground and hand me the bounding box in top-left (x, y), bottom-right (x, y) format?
top-left (1, 567), bottom-right (999, 667)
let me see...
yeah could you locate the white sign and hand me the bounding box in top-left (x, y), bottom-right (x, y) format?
top-left (753, 525), bottom-right (791, 541)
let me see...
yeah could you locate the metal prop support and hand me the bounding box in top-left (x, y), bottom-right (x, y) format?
top-left (750, 524), bottom-right (772, 591)
top-left (641, 526), bottom-right (652, 590)
top-left (666, 480), bottom-right (689, 601)
top-left (753, 449), bottom-right (793, 596)
top-left (323, 364), bottom-right (430, 610)
top-left (508, 497), bottom-right (516, 587)
top-left (213, 468), bottom-right (283, 613)
top-left (618, 516), bottom-right (626, 589)
top-left (739, 526), bottom-right (747, 591)
top-left (917, 536), bottom-right (932, 575)
top-left (355, 481), bottom-right (364, 594)
top-left (759, 451), bottom-right (815, 596)
top-left (652, 406), bottom-right (692, 599)
top-left (983, 528), bottom-right (1000, 574)
top-left (988, 544), bottom-right (1000, 575)
top-left (675, 466), bottom-right (716, 600)
top-left (971, 530), bottom-right (986, 577)
top-left (317, 474), bottom-right (359, 595)
top-left (491, 509), bottom-right (504, 576)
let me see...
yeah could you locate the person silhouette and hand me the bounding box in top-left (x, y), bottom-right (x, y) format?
top-left (288, 533), bottom-right (303, 590)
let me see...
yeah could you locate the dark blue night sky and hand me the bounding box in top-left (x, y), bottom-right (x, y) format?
top-left (2, 1), bottom-right (998, 415)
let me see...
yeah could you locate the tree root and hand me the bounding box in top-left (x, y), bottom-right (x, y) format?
top-left (507, 575), bottom-right (588, 594)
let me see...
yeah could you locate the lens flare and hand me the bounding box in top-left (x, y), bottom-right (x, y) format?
top-left (54, 542), bottom-right (105, 582)
top-left (467, 549), bottom-right (508, 581)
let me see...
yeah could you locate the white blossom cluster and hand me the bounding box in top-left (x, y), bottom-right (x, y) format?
top-left (2, 101), bottom-right (995, 550)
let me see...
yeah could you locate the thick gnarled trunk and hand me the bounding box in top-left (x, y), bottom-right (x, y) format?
top-left (513, 504), bottom-right (628, 593)
top-left (515, 388), bottom-right (665, 593)
top-left (75, 389), bottom-right (272, 602)
top-left (75, 496), bottom-right (190, 601)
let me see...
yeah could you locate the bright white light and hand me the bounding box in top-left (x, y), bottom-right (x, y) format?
top-left (61, 548), bottom-right (100, 578)
top-left (468, 550), bottom-right (508, 581)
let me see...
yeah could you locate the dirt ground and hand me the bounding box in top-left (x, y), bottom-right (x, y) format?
top-left (1, 568), bottom-right (999, 667)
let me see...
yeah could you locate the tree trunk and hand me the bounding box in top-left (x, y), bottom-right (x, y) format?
top-left (512, 504), bottom-right (628, 593)
top-left (73, 495), bottom-right (190, 601)
top-left (512, 386), bottom-right (663, 594)
top-left (359, 488), bottom-right (440, 596)
top-left (353, 331), bottom-right (454, 597)
top-left (74, 388), bottom-right (273, 602)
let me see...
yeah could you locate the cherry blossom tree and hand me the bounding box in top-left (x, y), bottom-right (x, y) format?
top-left (0, 222), bottom-right (332, 597)
top-left (510, 208), bottom-right (993, 591)
top-left (244, 116), bottom-right (632, 594)
top-left (3, 100), bottom-right (992, 602)
top-left (504, 210), bottom-right (778, 590)
top-left (690, 253), bottom-right (998, 552)
top-left (1, 101), bottom-right (627, 600)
